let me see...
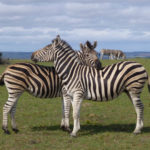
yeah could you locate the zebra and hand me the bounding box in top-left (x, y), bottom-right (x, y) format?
top-left (100, 49), bottom-right (126, 60)
top-left (46, 35), bottom-right (150, 137)
top-left (112, 50), bottom-right (126, 60)
top-left (100, 49), bottom-right (113, 60)
top-left (0, 41), bottom-right (101, 134)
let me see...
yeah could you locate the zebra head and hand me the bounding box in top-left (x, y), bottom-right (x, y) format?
top-left (31, 35), bottom-right (102, 70)
top-left (31, 35), bottom-right (72, 63)
top-left (31, 44), bottom-right (54, 63)
top-left (80, 41), bottom-right (102, 70)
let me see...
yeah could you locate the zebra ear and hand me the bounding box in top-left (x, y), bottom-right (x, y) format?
top-left (56, 35), bottom-right (61, 42)
top-left (52, 35), bottom-right (61, 45)
top-left (80, 43), bottom-right (84, 51)
top-left (85, 41), bottom-right (92, 49)
top-left (93, 41), bottom-right (97, 48)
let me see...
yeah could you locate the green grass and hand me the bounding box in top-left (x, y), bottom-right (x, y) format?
top-left (1, 58), bottom-right (150, 150)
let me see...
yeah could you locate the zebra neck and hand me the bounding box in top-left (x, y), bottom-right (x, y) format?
top-left (55, 51), bottom-right (80, 80)
top-left (76, 51), bottom-right (85, 65)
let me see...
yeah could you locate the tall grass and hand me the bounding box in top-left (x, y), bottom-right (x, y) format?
top-left (0, 58), bottom-right (150, 150)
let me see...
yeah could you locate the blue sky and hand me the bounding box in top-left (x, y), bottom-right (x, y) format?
top-left (0, 0), bottom-right (150, 52)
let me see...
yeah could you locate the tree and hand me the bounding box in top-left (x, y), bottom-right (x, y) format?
top-left (0, 52), bottom-right (2, 64)
top-left (0, 52), bottom-right (9, 64)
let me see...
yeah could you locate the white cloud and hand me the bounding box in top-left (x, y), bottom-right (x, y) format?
top-left (1, 26), bottom-right (149, 43)
top-left (0, 0), bottom-right (150, 52)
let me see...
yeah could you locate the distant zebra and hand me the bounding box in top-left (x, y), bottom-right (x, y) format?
top-left (100, 49), bottom-right (126, 60)
top-left (47, 35), bottom-right (150, 137)
top-left (100, 49), bottom-right (113, 60)
top-left (0, 41), bottom-right (101, 134)
top-left (112, 50), bottom-right (126, 60)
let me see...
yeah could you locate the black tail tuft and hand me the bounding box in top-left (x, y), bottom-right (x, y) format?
top-left (148, 85), bottom-right (150, 93)
top-left (148, 76), bottom-right (150, 93)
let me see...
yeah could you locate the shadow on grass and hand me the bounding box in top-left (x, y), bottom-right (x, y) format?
top-left (31, 123), bottom-right (150, 135)
top-left (32, 125), bottom-right (60, 132)
top-left (80, 124), bottom-right (150, 136)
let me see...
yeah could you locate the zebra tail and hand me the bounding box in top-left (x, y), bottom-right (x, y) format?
top-left (0, 73), bottom-right (4, 86)
top-left (148, 76), bottom-right (150, 93)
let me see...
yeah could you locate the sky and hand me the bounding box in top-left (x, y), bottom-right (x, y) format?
top-left (0, 0), bottom-right (150, 52)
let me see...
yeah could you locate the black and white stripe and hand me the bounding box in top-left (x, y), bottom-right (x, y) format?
top-left (0, 41), bottom-right (101, 134)
top-left (50, 35), bottom-right (150, 137)
top-left (0, 63), bottom-right (61, 134)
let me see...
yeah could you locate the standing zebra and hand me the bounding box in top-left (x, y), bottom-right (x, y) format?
top-left (46, 35), bottom-right (150, 137)
top-left (31, 40), bottom-right (101, 131)
top-left (0, 41), bottom-right (101, 134)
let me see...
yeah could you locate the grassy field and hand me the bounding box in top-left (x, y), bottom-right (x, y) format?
top-left (0, 58), bottom-right (150, 150)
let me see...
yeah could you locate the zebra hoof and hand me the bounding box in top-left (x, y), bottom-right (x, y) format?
top-left (12, 128), bottom-right (19, 133)
top-left (66, 128), bottom-right (71, 133)
top-left (60, 126), bottom-right (71, 133)
top-left (2, 126), bottom-right (11, 134)
top-left (60, 125), bottom-right (65, 129)
top-left (4, 129), bottom-right (11, 134)
top-left (133, 130), bottom-right (141, 135)
top-left (60, 125), bottom-right (66, 131)
top-left (70, 133), bottom-right (77, 138)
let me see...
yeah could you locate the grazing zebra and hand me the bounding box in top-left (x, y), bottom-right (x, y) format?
top-left (100, 49), bottom-right (126, 60)
top-left (47, 35), bottom-right (150, 137)
top-left (100, 49), bottom-right (113, 60)
top-left (0, 41), bottom-right (101, 134)
top-left (112, 50), bottom-right (126, 60)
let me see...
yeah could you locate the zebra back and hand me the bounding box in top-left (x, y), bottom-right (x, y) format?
top-left (2, 63), bottom-right (62, 98)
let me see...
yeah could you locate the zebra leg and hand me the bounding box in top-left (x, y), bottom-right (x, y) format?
top-left (110, 54), bottom-right (113, 60)
top-left (60, 98), bottom-right (65, 129)
top-left (100, 53), bottom-right (103, 60)
top-left (127, 91), bottom-right (144, 134)
top-left (2, 93), bottom-right (21, 134)
top-left (70, 92), bottom-right (83, 137)
top-left (10, 100), bottom-right (20, 133)
top-left (60, 96), bottom-right (71, 132)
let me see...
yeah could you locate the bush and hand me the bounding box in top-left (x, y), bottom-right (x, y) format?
top-left (0, 53), bottom-right (9, 64)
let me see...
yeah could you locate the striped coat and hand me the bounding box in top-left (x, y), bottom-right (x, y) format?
top-left (0, 40), bottom-right (101, 134)
top-left (50, 35), bottom-right (150, 137)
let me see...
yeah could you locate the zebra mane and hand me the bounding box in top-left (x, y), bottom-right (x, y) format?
top-left (52, 35), bottom-right (73, 51)
top-left (53, 35), bottom-right (78, 56)
top-left (60, 40), bottom-right (73, 51)
top-left (53, 35), bottom-right (82, 64)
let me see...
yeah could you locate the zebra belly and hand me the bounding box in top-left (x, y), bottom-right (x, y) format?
top-left (85, 93), bottom-right (111, 101)
top-left (85, 79), bottom-right (121, 101)
top-left (85, 90), bottom-right (119, 101)
top-left (27, 84), bottom-right (61, 98)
